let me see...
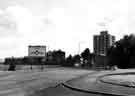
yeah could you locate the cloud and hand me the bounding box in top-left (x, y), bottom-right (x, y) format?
top-left (0, 16), bottom-right (17, 29)
top-left (0, 8), bottom-right (18, 37)
top-left (0, 0), bottom-right (131, 58)
top-left (43, 18), bottom-right (53, 25)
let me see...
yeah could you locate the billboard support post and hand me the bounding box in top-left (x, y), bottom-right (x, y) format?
top-left (28, 46), bottom-right (46, 69)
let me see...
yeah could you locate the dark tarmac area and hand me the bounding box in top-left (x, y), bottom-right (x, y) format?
top-left (30, 69), bottom-right (135, 96)
top-left (31, 84), bottom-right (108, 96)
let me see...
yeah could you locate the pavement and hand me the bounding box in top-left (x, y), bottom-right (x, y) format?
top-left (33, 69), bottom-right (135, 96)
top-left (63, 69), bottom-right (135, 96)
top-left (0, 66), bottom-right (93, 96)
top-left (0, 66), bottom-right (135, 96)
top-left (31, 83), bottom-right (104, 96)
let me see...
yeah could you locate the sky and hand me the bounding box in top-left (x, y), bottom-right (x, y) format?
top-left (0, 0), bottom-right (133, 58)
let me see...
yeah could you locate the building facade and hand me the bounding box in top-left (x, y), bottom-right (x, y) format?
top-left (93, 31), bottom-right (115, 56)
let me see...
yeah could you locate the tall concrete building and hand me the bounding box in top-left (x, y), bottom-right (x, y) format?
top-left (93, 31), bottom-right (115, 55)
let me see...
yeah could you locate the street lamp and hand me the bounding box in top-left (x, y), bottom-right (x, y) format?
top-left (78, 41), bottom-right (85, 54)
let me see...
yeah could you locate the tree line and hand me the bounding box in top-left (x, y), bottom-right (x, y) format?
top-left (107, 34), bottom-right (135, 69)
top-left (6, 34), bottom-right (135, 71)
top-left (63, 48), bottom-right (93, 67)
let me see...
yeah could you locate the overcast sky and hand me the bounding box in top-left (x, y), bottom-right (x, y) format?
top-left (0, 0), bottom-right (133, 58)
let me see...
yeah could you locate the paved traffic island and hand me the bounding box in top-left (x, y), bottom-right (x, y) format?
top-left (64, 70), bottom-right (135, 96)
top-left (100, 72), bottom-right (135, 88)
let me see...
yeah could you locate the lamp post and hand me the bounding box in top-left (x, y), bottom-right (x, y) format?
top-left (78, 41), bottom-right (85, 54)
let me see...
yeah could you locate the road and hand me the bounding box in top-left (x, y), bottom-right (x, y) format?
top-left (31, 71), bottom-right (109, 96)
top-left (31, 69), bottom-right (135, 96)
top-left (0, 66), bottom-right (134, 96)
top-left (0, 66), bottom-right (93, 96)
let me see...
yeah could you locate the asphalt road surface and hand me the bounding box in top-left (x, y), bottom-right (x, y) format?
top-left (31, 71), bottom-right (110, 96)
top-left (32, 84), bottom-right (106, 96)
top-left (0, 66), bottom-right (94, 96)
top-left (31, 69), bottom-right (135, 96)
top-left (0, 66), bottom-right (134, 96)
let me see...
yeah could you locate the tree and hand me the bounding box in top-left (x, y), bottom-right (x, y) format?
top-left (107, 34), bottom-right (135, 68)
top-left (81, 48), bottom-right (92, 67)
top-left (81, 48), bottom-right (90, 60)
top-left (51, 50), bottom-right (65, 65)
top-left (73, 54), bottom-right (81, 64)
top-left (65, 55), bottom-right (74, 66)
top-left (8, 57), bottom-right (16, 71)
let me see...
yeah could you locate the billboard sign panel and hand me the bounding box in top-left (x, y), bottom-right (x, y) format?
top-left (28, 46), bottom-right (46, 57)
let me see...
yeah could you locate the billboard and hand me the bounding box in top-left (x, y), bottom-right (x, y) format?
top-left (28, 46), bottom-right (46, 57)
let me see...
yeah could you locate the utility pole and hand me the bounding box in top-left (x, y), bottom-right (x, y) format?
top-left (78, 41), bottom-right (85, 54)
top-left (78, 42), bottom-right (80, 54)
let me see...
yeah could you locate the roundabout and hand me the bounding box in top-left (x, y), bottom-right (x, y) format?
top-left (29, 69), bottom-right (135, 96)
top-left (100, 72), bottom-right (135, 88)
top-left (62, 70), bottom-right (135, 96)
